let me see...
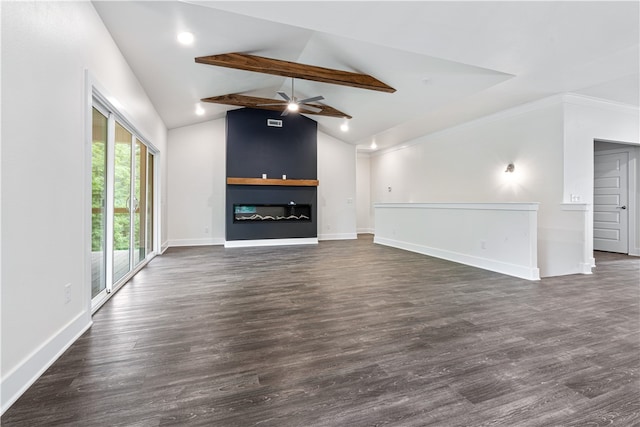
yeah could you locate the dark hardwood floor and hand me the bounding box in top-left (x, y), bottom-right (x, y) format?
top-left (3, 236), bottom-right (639, 426)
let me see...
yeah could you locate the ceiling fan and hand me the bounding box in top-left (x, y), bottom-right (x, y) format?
top-left (258, 79), bottom-right (324, 116)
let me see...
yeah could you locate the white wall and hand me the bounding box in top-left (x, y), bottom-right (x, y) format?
top-left (167, 119), bottom-right (357, 244)
top-left (167, 119), bottom-right (226, 246)
top-left (563, 95), bottom-right (640, 256)
top-left (1, 1), bottom-right (167, 413)
top-left (370, 97), bottom-right (575, 277)
top-left (374, 203), bottom-right (540, 280)
top-left (369, 94), bottom-right (639, 276)
top-left (317, 132), bottom-right (357, 240)
top-left (356, 153), bottom-right (372, 233)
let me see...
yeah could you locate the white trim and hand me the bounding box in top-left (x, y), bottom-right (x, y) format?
top-left (168, 238), bottom-right (225, 247)
top-left (89, 75), bottom-right (158, 155)
top-left (581, 261), bottom-right (595, 274)
top-left (374, 236), bottom-right (540, 281)
top-left (224, 238), bottom-right (318, 248)
top-left (562, 93), bottom-right (640, 114)
top-left (161, 241), bottom-right (170, 253)
top-left (318, 233), bottom-right (358, 241)
top-left (105, 110), bottom-right (115, 294)
top-left (1, 313), bottom-right (92, 415)
top-left (90, 289), bottom-right (110, 314)
top-left (374, 202), bottom-right (539, 211)
top-left (594, 144), bottom-right (639, 256)
top-left (83, 70), bottom-right (94, 321)
top-left (153, 153), bottom-right (162, 256)
top-left (357, 228), bottom-right (375, 234)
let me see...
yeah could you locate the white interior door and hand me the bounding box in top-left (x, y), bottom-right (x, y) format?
top-left (594, 151), bottom-right (628, 253)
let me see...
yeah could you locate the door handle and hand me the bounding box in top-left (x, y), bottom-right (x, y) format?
top-left (617, 206), bottom-right (627, 210)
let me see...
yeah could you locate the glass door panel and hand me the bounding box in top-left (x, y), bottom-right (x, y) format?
top-left (146, 151), bottom-right (154, 255)
top-left (91, 108), bottom-right (108, 298)
top-left (113, 122), bottom-right (132, 283)
top-left (134, 140), bottom-right (147, 266)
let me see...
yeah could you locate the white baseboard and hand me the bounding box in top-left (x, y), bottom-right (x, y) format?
top-left (224, 237), bottom-right (318, 248)
top-left (580, 261), bottom-right (594, 274)
top-left (374, 236), bottom-right (540, 281)
top-left (1, 312), bottom-right (92, 415)
top-left (168, 238), bottom-right (224, 247)
top-left (357, 228), bottom-right (374, 234)
top-left (318, 233), bottom-right (358, 241)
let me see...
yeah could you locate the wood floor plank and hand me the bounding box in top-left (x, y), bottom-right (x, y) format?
top-left (2, 237), bottom-right (639, 426)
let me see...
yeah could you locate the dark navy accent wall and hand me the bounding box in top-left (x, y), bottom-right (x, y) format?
top-left (226, 108), bottom-right (318, 241)
top-left (227, 108), bottom-right (317, 179)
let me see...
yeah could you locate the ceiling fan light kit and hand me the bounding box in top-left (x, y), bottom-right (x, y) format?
top-left (257, 79), bottom-right (325, 116)
top-left (197, 52), bottom-right (395, 120)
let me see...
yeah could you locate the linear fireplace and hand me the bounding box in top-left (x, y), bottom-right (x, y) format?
top-left (234, 204), bottom-right (311, 222)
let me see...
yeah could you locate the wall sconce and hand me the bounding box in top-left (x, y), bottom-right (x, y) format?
top-left (505, 163), bottom-right (515, 173)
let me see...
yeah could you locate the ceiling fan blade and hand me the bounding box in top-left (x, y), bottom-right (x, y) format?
top-left (280, 108), bottom-right (290, 117)
top-left (299, 104), bottom-right (322, 113)
top-left (298, 95), bottom-right (324, 104)
top-left (276, 91), bottom-right (290, 102)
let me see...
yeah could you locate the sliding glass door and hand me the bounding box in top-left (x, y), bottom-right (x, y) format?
top-left (134, 140), bottom-right (148, 267)
top-left (91, 98), bottom-right (156, 307)
top-left (113, 122), bottom-right (133, 283)
top-left (91, 107), bottom-right (108, 299)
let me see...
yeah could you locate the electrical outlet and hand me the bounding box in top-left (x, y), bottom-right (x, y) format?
top-left (205, 227), bottom-right (209, 234)
top-left (347, 198), bottom-right (353, 204)
top-left (64, 283), bottom-right (71, 304)
top-left (480, 241), bottom-right (487, 250)
top-left (570, 194), bottom-right (581, 202)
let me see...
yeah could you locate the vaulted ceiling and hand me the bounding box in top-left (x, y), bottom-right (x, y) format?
top-left (92, 1), bottom-right (639, 152)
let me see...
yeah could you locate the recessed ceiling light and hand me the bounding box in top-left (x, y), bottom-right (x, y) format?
top-left (177, 32), bottom-right (194, 45)
top-left (195, 105), bottom-right (205, 116)
top-left (370, 141), bottom-right (377, 150)
top-left (340, 119), bottom-right (349, 132)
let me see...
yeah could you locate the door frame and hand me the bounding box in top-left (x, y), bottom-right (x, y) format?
top-left (593, 140), bottom-right (640, 256)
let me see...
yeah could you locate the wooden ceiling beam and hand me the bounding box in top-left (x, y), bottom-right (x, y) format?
top-left (195, 53), bottom-right (395, 93)
top-left (201, 93), bottom-right (352, 119)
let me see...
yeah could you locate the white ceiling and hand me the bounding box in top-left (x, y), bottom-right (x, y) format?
top-left (92, 1), bottom-right (639, 152)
